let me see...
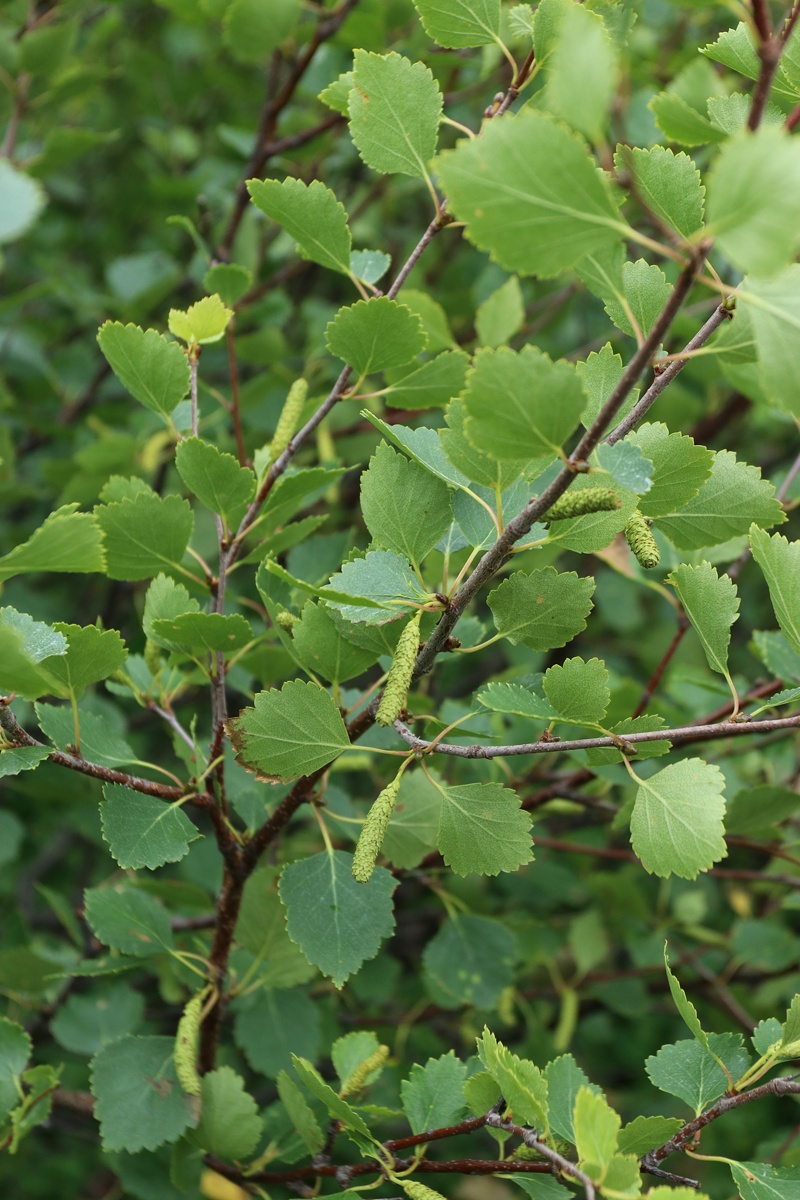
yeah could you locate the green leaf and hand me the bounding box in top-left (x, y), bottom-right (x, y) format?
top-left (36, 704), bottom-right (136, 768)
top-left (0, 1019), bottom-right (31, 1121)
top-left (779, 995), bottom-right (800, 1055)
top-left (750, 527), bottom-right (800, 656)
top-left (729, 1163), bottom-right (800, 1200)
top-left (706, 129), bottom-right (800, 276)
top-left (701, 22), bottom-right (759, 81)
top-left (422, 915), bottom-right (516, 1010)
top-left (348, 50), bottom-right (442, 179)
top-left (725, 784), bottom-right (800, 837)
top-left (234, 989), bottom-right (320, 1079)
top-left (168, 295), bottom-right (232, 347)
top-left (630, 759), bottom-right (727, 880)
top-left (95, 493), bottom-right (194, 581)
top-left (401, 1052), bottom-right (467, 1135)
top-left (191, 1067), bottom-right (263, 1160)
top-left (97, 322), bottom-right (190, 418)
top-left (326, 549), bottom-right (431, 624)
top-left (0, 160), bottom-right (46, 244)
top-left (573, 1086), bottom-right (620, 1175)
top-left (227, 681), bottom-right (350, 783)
top-left (434, 109), bottom-right (623, 278)
top-left (412, 0), bottom-right (501, 47)
top-left (543, 657), bottom-right (610, 725)
top-left (364, 413), bottom-right (470, 490)
top-left (293, 602), bottom-right (378, 685)
top-left (91, 1036), bottom-right (198, 1153)
top-left (0, 505), bottom-right (105, 583)
top-left (0, 625), bottom-right (62, 701)
top-left (276, 1070), bottom-right (324, 1155)
top-left (143, 575), bottom-right (200, 644)
top-left (628, 423), bottom-right (714, 518)
top-left (350, 249), bottom-right (391, 285)
top-left (50, 986), bottom-right (144, 1056)
top-left (42, 624), bottom-right (127, 700)
top-left (604, 260), bottom-right (672, 340)
top-left (0, 608), bottom-right (66, 663)
top-left (101, 784), bottom-right (200, 871)
top-left (437, 781), bottom-right (533, 876)
top-left (645, 1033), bottom-right (750, 1115)
top-left (576, 342), bottom-right (639, 428)
top-left (84, 885), bottom-right (175, 958)
top-left (223, 0), bottom-right (302, 63)
top-left (326, 298), bottom-right (426, 375)
top-left (649, 92), bottom-right (724, 147)
top-left (663, 947), bottom-right (713, 1053)
top-left (487, 567), bottom-right (595, 650)
top-left (0, 745), bottom-right (51, 778)
top-left (613, 146), bottom-right (704, 239)
top-left (668, 563), bottom-right (740, 682)
top-left (382, 769), bottom-right (443, 869)
top-left (653, 451), bottom-right (784, 550)
top-left (247, 178), bottom-right (352, 275)
top-left (539, 1), bottom-right (618, 142)
top-left (477, 680), bottom-right (560, 722)
top-left (331, 1031), bottom-right (382, 1091)
top-left (280, 849), bottom-right (396, 987)
top-left (461, 346), bottom-right (585, 460)
top-left (291, 1055), bottom-right (375, 1144)
top-left (617, 1115), bottom-right (683, 1158)
top-left (203, 263), bottom-right (252, 306)
top-left (175, 438), bottom-right (256, 530)
top-left (594, 442), bottom-right (653, 494)
top-left (383, 351), bottom-right (470, 410)
top-left (235, 868), bottom-right (316, 989)
top-left (477, 1027), bottom-right (548, 1131)
top-left (150, 612), bottom-right (253, 656)
top-left (752, 630), bottom-right (800, 684)
top-left (442, 398), bottom-right (528, 489)
top-left (361, 442), bottom-right (452, 566)
top-left (476, 277), bottom-right (525, 348)
top-left (544, 1054), bottom-right (600, 1145)
top-left (739, 266), bottom-right (800, 418)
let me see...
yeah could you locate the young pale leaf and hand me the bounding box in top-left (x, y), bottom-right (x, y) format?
top-left (423, 916), bottom-right (515, 1010)
top-left (42, 624), bottom-right (127, 700)
top-left (706, 128), bottom-right (800, 276)
top-left (750, 527), bottom-right (800, 656)
top-left (604, 260), bottom-right (672, 340)
top-left (90, 1035), bottom-right (198, 1153)
top-left (401, 1052), bottom-right (467, 1135)
top-left (101, 784), bottom-right (200, 871)
top-left (247, 178), bottom-right (352, 275)
top-left (175, 438), bottom-right (256, 530)
top-left (543, 657), bottom-right (610, 727)
top-left (190, 1067), bottom-right (263, 1160)
top-left (729, 1163), bottom-right (800, 1200)
top-left (0, 505), bottom-right (105, 583)
top-left (740, 266), bottom-right (800, 418)
top-left (84, 886), bottom-right (174, 957)
top-left (412, 0), bottom-right (501, 47)
top-left (276, 1070), bottom-right (324, 1155)
top-left (645, 1033), bottom-right (750, 1115)
top-left (97, 322), bottom-right (189, 418)
top-left (150, 612), bottom-right (253, 656)
top-left (168, 295), bottom-right (232, 347)
top-left (350, 249), bottom-right (391, 285)
top-left (573, 1086), bottom-right (620, 1175)
top-left (630, 759), bottom-right (727, 880)
top-left (539, 1), bottom-right (618, 142)
top-left (461, 346), bottom-right (586, 460)
top-left (223, 0), bottom-right (301, 63)
top-left (383, 351), bottom-right (470, 410)
top-left (280, 850), bottom-right (396, 988)
top-left (653, 451), bottom-right (784, 550)
top-left (437, 782), bottom-right (533, 877)
top-left (434, 109), bottom-right (623, 277)
top-left (613, 146), bottom-right (704, 239)
top-left (488, 567), bottom-right (595, 651)
top-left (0, 1018), bottom-right (31, 1122)
top-left (143, 574), bottom-right (200, 643)
top-left (349, 50), bottom-right (442, 179)
top-left (227, 681), bottom-right (350, 783)
top-left (292, 602), bottom-right (378, 684)
top-left (669, 563), bottom-right (740, 680)
top-left (361, 442), bottom-right (452, 566)
top-left (326, 298), bottom-right (427, 375)
top-left (95, 493), bottom-right (194, 581)
top-left (476, 277), bottom-right (525, 348)
top-left (593, 442), bottom-right (653, 495)
top-left (627, 423), bottom-right (713, 518)
top-left (477, 1027), bottom-right (548, 1131)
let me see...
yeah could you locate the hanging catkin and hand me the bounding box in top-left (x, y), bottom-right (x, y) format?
top-left (376, 610), bottom-right (422, 727)
top-left (173, 990), bottom-right (204, 1096)
top-left (352, 775), bottom-right (402, 883)
top-left (402, 1181), bottom-right (448, 1200)
top-left (543, 487), bottom-right (620, 521)
top-left (269, 379), bottom-right (307, 462)
top-left (625, 510), bottom-right (660, 569)
top-left (339, 1044), bottom-right (389, 1097)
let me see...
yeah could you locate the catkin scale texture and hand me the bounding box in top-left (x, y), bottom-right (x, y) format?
top-left (543, 487), bottom-right (620, 521)
top-left (270, 378), bottom-right (308, 462)
top-left (376, 610), bottom-right (422, 727)
top-left (173, 991), bottom-right (203, 1096)
top-left (625, 510), bottom-right (660, 569)
top-left (352, 776), bottom-right (401, 883)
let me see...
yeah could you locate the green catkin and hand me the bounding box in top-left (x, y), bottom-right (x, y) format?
top-left (376, 610), bottom-right (422, 727)
top-left (143, 638), bottom-right (161, 675)
top-left (275, 609), bottom-right (299, 631)
top-left (625, 509), bottom-right (660, 569)
top-left (339, 1044), bottom-right (390, 1097)
top-left (543, 487), bottom-right (620, 521)
top-left (173, 991), bottom-right (204, 1096)
top-left (402, 1181), bottom-right (448, 1200)
top-left (269, 378), bottom-right (308, 462)
top-left (352, 776), bottom-right (402, 883)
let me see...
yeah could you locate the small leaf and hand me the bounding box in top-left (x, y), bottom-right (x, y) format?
top-left (539, 1), bottom-right (618, 142)
top-left (477, 1027), bottom-right (548, 1131)
top-left (0, 1019), bottom-right (32, 1121)
top-left (613, 146), bottom-right (704, 239)
top-left (97, 322), bottom-right (190, 417)
top-left (168, 295), bottom-right (233, 347)
top-left (361, 442), bottom-right (452, 566)
top-left (191, 1067), bottom-right (263, 1159)
top-left (663, 946), bottom-right (713, 1053)
top-left (84, 885), bottom-right (175, 958)
top-left (544, 1054), bottom-right (601, 1145)
top-left (437, 782), bottom-right (533, 877)
top-left (349, 50), bottom-right (442, 179)
top-left (175, 437), bottom-right (256, 530)
top-left (412, 0), bottom-right (501, 48)
top-left (476, 277), bottom-right (525, 348)
top-left (326, 298), bottom-right (427, 375)
top-left (630, 759), bottom-right (727, 880)
top-left (573, 1086), bottom-right (620, 1175)
top-left (594, 442), bottom-right (653, 494)
top-left (291, 1055), bottom-right (375, 1145)
top-left (627, 423), bottom-right (713, 518)
top-left (653, 450), bottom-right (784, 550)
top-left (350, 249), bottom-right (391, 285)
top-left (227, 681), bottom-right (350, 783)
top-left (487, 567), bottom-right (595, 651)
top-left (0, 160), bottom-right (46, 243)
top-left (247, 178), bottom-right (352, 275)
top-left (750, 527), bottom-right (800, 656)
top-left (95, 493), bottom-right (194, 581)
top-left (543, 657), bottom-right (609, 726)
top-left (617, 1115), bottom-right (683, 1158)
top-left (477, 680), bottom-right (560, 722)
top-left (150, 612), bottom-right (253, 656)
top-left (645, 1033), bottom-right (750, 1115)
top-left (43, 624), bottom-right (127, 700)
top-left (604, 260), bottom-right (672, 340)
top-left (101, 784), bottom-right (200, 870)
top-left (203, 263), bottom-right (252, 306)
top-left (668, 562), bottom-right (740, 681)
top-left (383, 351), bottom-right (470, 410)
top-left (276, 1069), bottom-right (324, 1155)
top-left (0, 745), bottom-right (51, 778)
top-left (401, 1052), bottom-right (467, 1135)
top-left (223, 0), bottom-right (301, 63)
top-left (0, 505), bottom-right (105, 583)
top-left (90, 1035), bottom-right (198, 1153)
top-left (325, 549), bottom-right (431, 624)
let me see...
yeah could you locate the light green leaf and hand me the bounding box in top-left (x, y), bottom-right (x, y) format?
top-left (461, 346), bottom-right (586, 460)
top-left (669, 562), bottom-right (739, 681)
top-left (363, 413), bottom-right (470, 490)
top-left (97, 322), bottom-right (190, 418)
top-left (649, 92), bottom-right (724, 146)
top-left (701, 22), bottom-right (759, 81)
top-left (750, 527), bottom-right (800, 656)
top-left (604, 260), bottom-right (672, 340)
top-left (488, 566), bottom-right (596, 650)
top-left (412, 0), bottom-right (501, 47)
top-left (0, 1018), bottom-right (31, 1123)
top-left (175, 437), bottom-right (255, 529)
top-left (276, 1070), bottom-right (324, 1155)
top-left (401, 1052), bottom-right (467, 1134)
top-left (434, 109), bottom-right (623, 278)
top-left (630, 759), bottom-right (727, 879)
top-left (0, 505), bottom-right (105, 583)
top-left (280, 850), bottom-right (396, 988)
top-left (382, 769), bottom-right (443, 869)
top-left (143, 575), bottom-right (200, 644)
top-left (318, 71), bottom-right (353, 116)
top-left (617, 1115), bottom-right (683, 1158)
top-left (477, 1027), bottom-right (548, 1131)
top-left (613, 146), bottom-right (704, 239)
top-left (576, 342), bottom-right (639, 428)
top-left (350, 249), bottom-right (391, 285)
top-left (663, 946), bottom-right (714, 1055)
top-left (477, 680), bottom-right (560, 721)
top-left (42, 624), bottom-right (127, 700)
top-left (653, 450), bottom-right (784, 550)
top-left (361, 442), bottom-right (452, 566)
top-left (573, 1086), bottom-right (620, 1175)
top-left (247, 178), bottom-right (352, 275)
top-left (543, 473), bottom-right (637, 554)
top-left (730, 1163), bottom-right (800, 1200)
top-left (150, 612), bottom-right (253, 656)
top-left (292, 602), bottom-right (378, 685)
top-left (349, 50), bottom-right (442, 179)
top-left (331, 1031), bottom-right (382, 1092)
top-left (101, 784), bottom-right (200, 870)
top-left (191, 1067), bottom-right (263, 1159)
top-left (442, 398), bottom-right (528, 490)
top-left (423, 915), bottom-right (516, 1010)
top-left (90, 1036), bottom-right (198, 1153)
top-left (706, 129), bottom-right (800, 276)
top-left (539, 1), bottom-right (618, 142)
top-left (726, 784), bottom-right (800, 837)
top-left (437, 782), bottom-right (533, 876)
top-left (0, 626), bottom-right (63, 701)
top-left (228, 681), bottom-right (350, 783)
top-left (594, 442), bottom-right (653, 494)
top-left (383, 351), bottom-right (470, 410)
top-left (779, 996), bottom-right (800, 1055)
top-left (543, 656), bottom-right (610, 725)
top-left (476, 277), bottom-right (525, 348)
top-left (739, 265), bottom-right (800, 418)
top-left (83, 885), bottom-right (175, 958)
top-left (326, 298), bottom-right (427, 375)
top-left (95, 493), bottom-right (194, 581)
top-left (628, 423), bottom-right (713, 518)
top-left (325, 549), bottom-right (431, 624)
top-left (645, 1033), bottom-right (750, 1115)
top-left (0, 608), bottom-right (66, 663)
top-left (0, 160), bottom-right (46, 244)
top-left (223, 0), bottom-right (302, 63)
top-left (168, 295), bottom-right (233, 347)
